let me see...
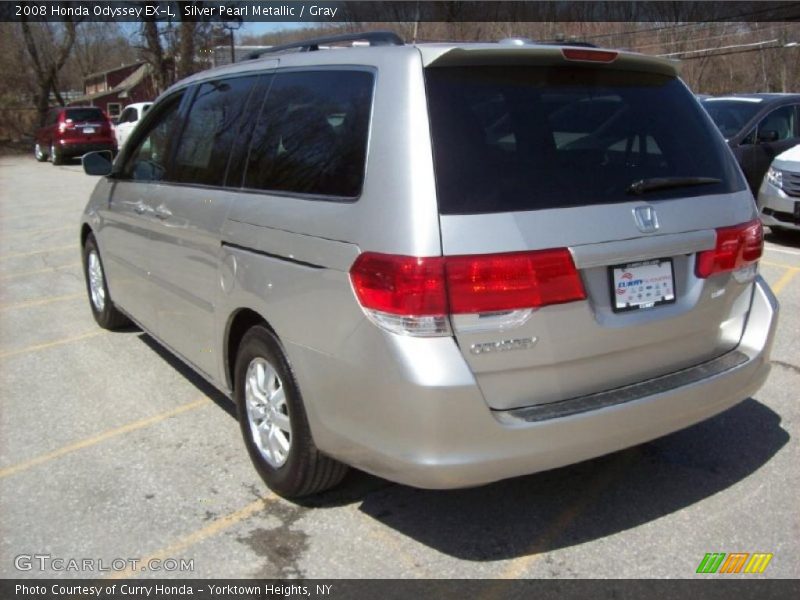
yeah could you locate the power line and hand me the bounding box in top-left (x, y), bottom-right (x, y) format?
top-left (657, 38), bottom-right (779, 58)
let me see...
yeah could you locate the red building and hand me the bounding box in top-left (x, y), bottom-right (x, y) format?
top-left (69, 62), bottom-right (157, 119)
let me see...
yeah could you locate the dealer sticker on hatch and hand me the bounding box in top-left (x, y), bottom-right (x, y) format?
top-left (610, 259), bottom-right (675, 312)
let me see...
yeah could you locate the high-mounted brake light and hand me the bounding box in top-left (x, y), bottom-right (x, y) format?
top-left (561, 48), bottom-right (618, 63)
top-left (349, 249), bottom-right (586, 336)
top-left (695, 219), bottom-right (763, 279)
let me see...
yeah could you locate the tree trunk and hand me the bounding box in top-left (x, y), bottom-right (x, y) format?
top-left (20, 19), bottom-right (77, 127)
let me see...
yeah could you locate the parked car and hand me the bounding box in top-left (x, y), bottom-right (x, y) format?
top-left (701, 94), bottom-right (800, 194)
top-left (79, 32), bottom-right (778, 498)
top-left (757, 143), bottom-right (800, 236)
top-left (34, 106), bottom-right (117, 165)
top-left (114, 102), bottom-right (152, 149)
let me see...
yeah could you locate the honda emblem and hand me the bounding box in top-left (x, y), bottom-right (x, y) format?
top-left (633, 205), bottom-right (659, 233)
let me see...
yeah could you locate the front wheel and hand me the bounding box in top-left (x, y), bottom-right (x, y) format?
top-left (82, 234), bottom-right (131, 330)
top-left (234, 326), bottom-right (348, 498)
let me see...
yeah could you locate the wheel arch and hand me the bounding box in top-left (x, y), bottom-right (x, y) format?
top-left (224, 307), bottom-right (280, 392)
top-left (80, 223), bottom-right (93, 248)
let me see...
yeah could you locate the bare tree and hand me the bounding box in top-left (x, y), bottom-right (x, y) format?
top-left (19, 18), bottom-right (78, 126)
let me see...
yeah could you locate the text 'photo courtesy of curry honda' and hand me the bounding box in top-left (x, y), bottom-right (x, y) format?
top-left (78, 31), bottom-right (779, 499)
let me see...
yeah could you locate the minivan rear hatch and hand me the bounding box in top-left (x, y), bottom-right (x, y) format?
top-left (424, 48), bottom-right (758, 411)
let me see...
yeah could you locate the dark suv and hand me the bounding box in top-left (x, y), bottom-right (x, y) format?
top-left (701, 94), bottom-right (800, 194)
top-left (35, 106), bottom-right (117, 165)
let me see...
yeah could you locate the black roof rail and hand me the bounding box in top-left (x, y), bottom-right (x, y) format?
top-left (246, 31), bottom-right (404, 60)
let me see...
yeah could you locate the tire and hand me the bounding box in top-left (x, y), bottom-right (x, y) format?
top-left (234, 325), bottom-right (348, 498)
top-left (82, 234), bottom-right (131, 330)
top-left (34, 143), bottom-right (47, 162)
top-left (769, 226), bottom-right (800, 243)
top-left (50, 142), bottom-right (63, 165)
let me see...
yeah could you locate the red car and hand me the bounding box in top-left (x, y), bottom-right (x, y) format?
top-left (34, 106), bottom-right (117, 165)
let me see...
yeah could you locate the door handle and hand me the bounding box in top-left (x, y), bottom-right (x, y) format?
top-left (153, 206), bottom-right (172, 220)
top-left (133, 202), bottom-right (151, 215)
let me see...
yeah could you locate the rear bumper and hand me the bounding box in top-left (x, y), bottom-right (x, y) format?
top-left (292, 276), bottom-right (778, 489)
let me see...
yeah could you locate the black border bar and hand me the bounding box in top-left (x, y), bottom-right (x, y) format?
top-left (2, 1), bottom-right (800, 23)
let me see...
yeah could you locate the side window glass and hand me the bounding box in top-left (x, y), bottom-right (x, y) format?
top-left (122, 94), bottom-right (183, 182)
top-left (119, 108), bottom-right (133, 123)
top-left (244, 70), bottom-right (374, 198)
top-left (757, 105), bottom-right (795, 141)
top-left (170, 76), bottom-right (257, 187)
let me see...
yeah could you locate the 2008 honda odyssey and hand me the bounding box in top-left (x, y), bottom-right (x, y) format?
top-left (79, 32), bottom-right (779, 498)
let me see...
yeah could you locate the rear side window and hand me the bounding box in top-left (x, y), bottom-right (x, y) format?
top-left (426, 66), bottom-right (745, 215)
top-left (65, 108), bottom-right (104, 122)
top-left (756, 105), bottom-right (798, 141)
top-left (244, 70), bottom-right (374, 198)
top-left (171, 76), bottom-right (258, 187)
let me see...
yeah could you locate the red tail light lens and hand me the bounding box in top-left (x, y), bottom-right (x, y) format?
top-left (350, 249), bottom-right (585, 318)
top-left (562, 48), bottom-right (618, 63)
top-left (445, 249), bottom-right (586, 313)
top-left (349, 253), bottom-right (447, 316)
top-left (695, 219), bottom-right (763, 278)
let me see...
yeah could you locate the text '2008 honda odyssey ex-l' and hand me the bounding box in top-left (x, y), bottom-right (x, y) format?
top-left (79, 32), bottom-right (779, 498)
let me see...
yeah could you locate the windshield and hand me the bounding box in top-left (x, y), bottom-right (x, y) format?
top-left (425, 65), bottom-right (746, 215)
top-left (700, 99), bottom-right (763, 139)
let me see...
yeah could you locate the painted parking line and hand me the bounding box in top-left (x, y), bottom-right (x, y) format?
top-left (0, 330), bottom-right (105, 359)
top-left (764, 245), bottom-right (800, 257)
top-left (497, 451), bottom-right (638, 580)
top-left (771, 268), bottom-right (799, 295)
top-left (761, 260), bottom-right (800, 271)
top-left (0, 244), bottom-right (76, 260)
top-left (108, 495), bottom-right (278, 580)
top-left (0, 208), bottom-right (75, 223)
top-left (0, 292), bottom-right (85, 312)
top-left (0, 225), bottom-right (74, 239)
top-left (0, 262), bottom-right (80, 281)
top-left (0, 398), bottom-right (211, 479)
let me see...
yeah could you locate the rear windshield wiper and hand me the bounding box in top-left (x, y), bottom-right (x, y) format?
top-left (626, 177), bottom-right (722, 195)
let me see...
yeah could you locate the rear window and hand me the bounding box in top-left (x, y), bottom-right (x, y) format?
top-left (65, 108), bottom-right (104, 122)
top-left (425, 66), bottom-right (745, 215)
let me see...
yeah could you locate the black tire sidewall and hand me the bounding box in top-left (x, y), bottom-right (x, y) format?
top-left (234, 327), bottom-right (313, 497)
top-left (82, 235), bottom-right (114, 327)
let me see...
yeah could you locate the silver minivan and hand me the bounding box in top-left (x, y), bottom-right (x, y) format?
top-left (80, 32), bottom-right (779, 498)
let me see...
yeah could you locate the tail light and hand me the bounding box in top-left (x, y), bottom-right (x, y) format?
top-left (58, 118), bottom-right (75, 133)
top-left (350, 249), bottom-right (586, 336)
top-left (562, 48), bottom-right (618, 63)
top-left (695, 219), bottom-right (763, 279)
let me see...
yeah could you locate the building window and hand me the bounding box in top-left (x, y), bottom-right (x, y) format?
top-left (107, 103), bottom-right (122, 118)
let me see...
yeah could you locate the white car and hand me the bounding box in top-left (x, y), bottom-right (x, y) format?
top-left (114, 102), bottom-right (152, 149)
top-left (758, 143), bottom-right (800, 235)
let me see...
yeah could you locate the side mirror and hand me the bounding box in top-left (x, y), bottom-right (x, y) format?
top-left (757, 129), bottom-right (779, 143)
top-left (82, 150), bottom-right (113, 176)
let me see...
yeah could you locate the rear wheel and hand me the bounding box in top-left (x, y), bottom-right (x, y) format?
top-left (50, 142), bottom-right (63, 165)
top-left (234, 326), bottom-right (348, 498)
top-left (82, 234), bottom-right (130, 330)
top-left (34, 143), bottom-right (47, 162)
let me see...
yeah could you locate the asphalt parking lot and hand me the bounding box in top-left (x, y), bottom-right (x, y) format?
top-left (1, 153), bottom-right (798, 580)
